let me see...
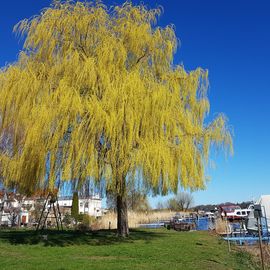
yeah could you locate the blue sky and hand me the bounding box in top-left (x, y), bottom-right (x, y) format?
top-left (1, 0), bottom-right (270, 207)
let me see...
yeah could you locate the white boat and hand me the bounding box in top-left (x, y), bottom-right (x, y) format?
top-left (226, 208), bottom-right (251, 220)
top-left (246, 195), bottom-right (270, 234)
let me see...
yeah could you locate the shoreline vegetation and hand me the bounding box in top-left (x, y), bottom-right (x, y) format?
top-left (96, 210), bottom-right (178, 230)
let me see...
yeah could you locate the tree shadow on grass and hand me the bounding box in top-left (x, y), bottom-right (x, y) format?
top-left (0, 228), bottom-right (165, 247)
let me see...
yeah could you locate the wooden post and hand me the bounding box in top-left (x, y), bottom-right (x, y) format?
top-left (56, 197), bottom-right (63, 230)
top-left (226, 217), bottom-right (231, 252)
top-left (36, 194), bottom-right (49, 231)
top-left (41, 204), bottom-right (51, 230)
top-left (257, 217), bottom-right (265, 270)
top-left (53, 203), bottom-right (59, 230)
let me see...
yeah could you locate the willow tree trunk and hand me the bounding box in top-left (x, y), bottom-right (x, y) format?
top-left (117, 194), bottom-right (129, 237)
top-left (116, 174), bottom-right (129, 237)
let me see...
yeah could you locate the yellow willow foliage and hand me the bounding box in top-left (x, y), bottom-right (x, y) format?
top-left (0, 1), bottom-right (232, 195)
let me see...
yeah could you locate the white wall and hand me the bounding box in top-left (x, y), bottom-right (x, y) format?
top-left (58, 199), bottom-right (73, 207)
top-left (79, 198), bottom-right (102, 217)
top-left (58, 197), bottom-right (102, 217)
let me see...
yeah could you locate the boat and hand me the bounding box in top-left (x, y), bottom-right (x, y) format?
top-left (219, 204), bottom-right (241, 220)
top-left (226, 208), bottom-right (252, 221)
top-left (246, 195), bottom-right (270, 235)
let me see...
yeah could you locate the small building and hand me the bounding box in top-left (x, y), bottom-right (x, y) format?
top-left (58, 194), bottom-right (102, 217)
top-left (0, 190), bottom-right (31, 226)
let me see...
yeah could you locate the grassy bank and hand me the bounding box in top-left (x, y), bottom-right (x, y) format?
top-left (0, 228), bottom-right (258, 270)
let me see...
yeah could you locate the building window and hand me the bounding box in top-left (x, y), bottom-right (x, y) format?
top-left (85, 202), bottom-right (89, 208)
top-left (80, 202), bottom-right (83, 207)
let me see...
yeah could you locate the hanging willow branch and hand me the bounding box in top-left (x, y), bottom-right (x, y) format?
top-left (0, 1), bottom-right (233, 195)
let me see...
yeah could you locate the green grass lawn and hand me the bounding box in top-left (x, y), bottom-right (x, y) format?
top-left (0, 228), bottom-right (258, 270)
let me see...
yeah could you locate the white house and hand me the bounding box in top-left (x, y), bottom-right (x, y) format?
top-left (58, 194), bottom-right (102, 217)
top-left (0, 192), bottom-right (20, 226)
top-left (0, 191), bottom-right (31, 226)
top-left (22, 198), bottom-right (36, 211)
top-left (0, 189), bottom-right (103, 227)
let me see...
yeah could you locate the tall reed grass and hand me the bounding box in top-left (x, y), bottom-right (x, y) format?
top-left (95, 210), bottom-right (184, 230)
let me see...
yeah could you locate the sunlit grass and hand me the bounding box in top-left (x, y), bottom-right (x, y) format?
top-left (0, 228), bottom-right (257, 270)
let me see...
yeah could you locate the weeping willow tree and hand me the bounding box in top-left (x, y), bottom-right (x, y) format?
top-left (0, 1), bottom-right (232, 236)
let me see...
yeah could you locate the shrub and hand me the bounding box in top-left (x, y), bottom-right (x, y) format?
top-left (76, 214), bottom-right (96, 231)
top-left (62, 213), bottom-right (74, 227)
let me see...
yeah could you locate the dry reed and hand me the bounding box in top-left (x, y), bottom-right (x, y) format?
top-left (94, 210), bottom-right (186, 230)
top-left (215, 218), bottom-right (230, 235)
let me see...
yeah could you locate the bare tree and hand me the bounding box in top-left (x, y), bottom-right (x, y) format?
top-left (7, 207), bottom-right (20, 226)
top-left (106, 190), bottom-right (150, 212)
top-left (167, 192), bottom-right (194, 211)
top-left (156, 201), bottom-right (165, 210)
top-left (29, 200), bottom-right (44, 224)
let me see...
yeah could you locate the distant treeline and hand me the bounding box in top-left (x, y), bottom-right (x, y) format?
top-left (193, 201), bottom-right (253, 212)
